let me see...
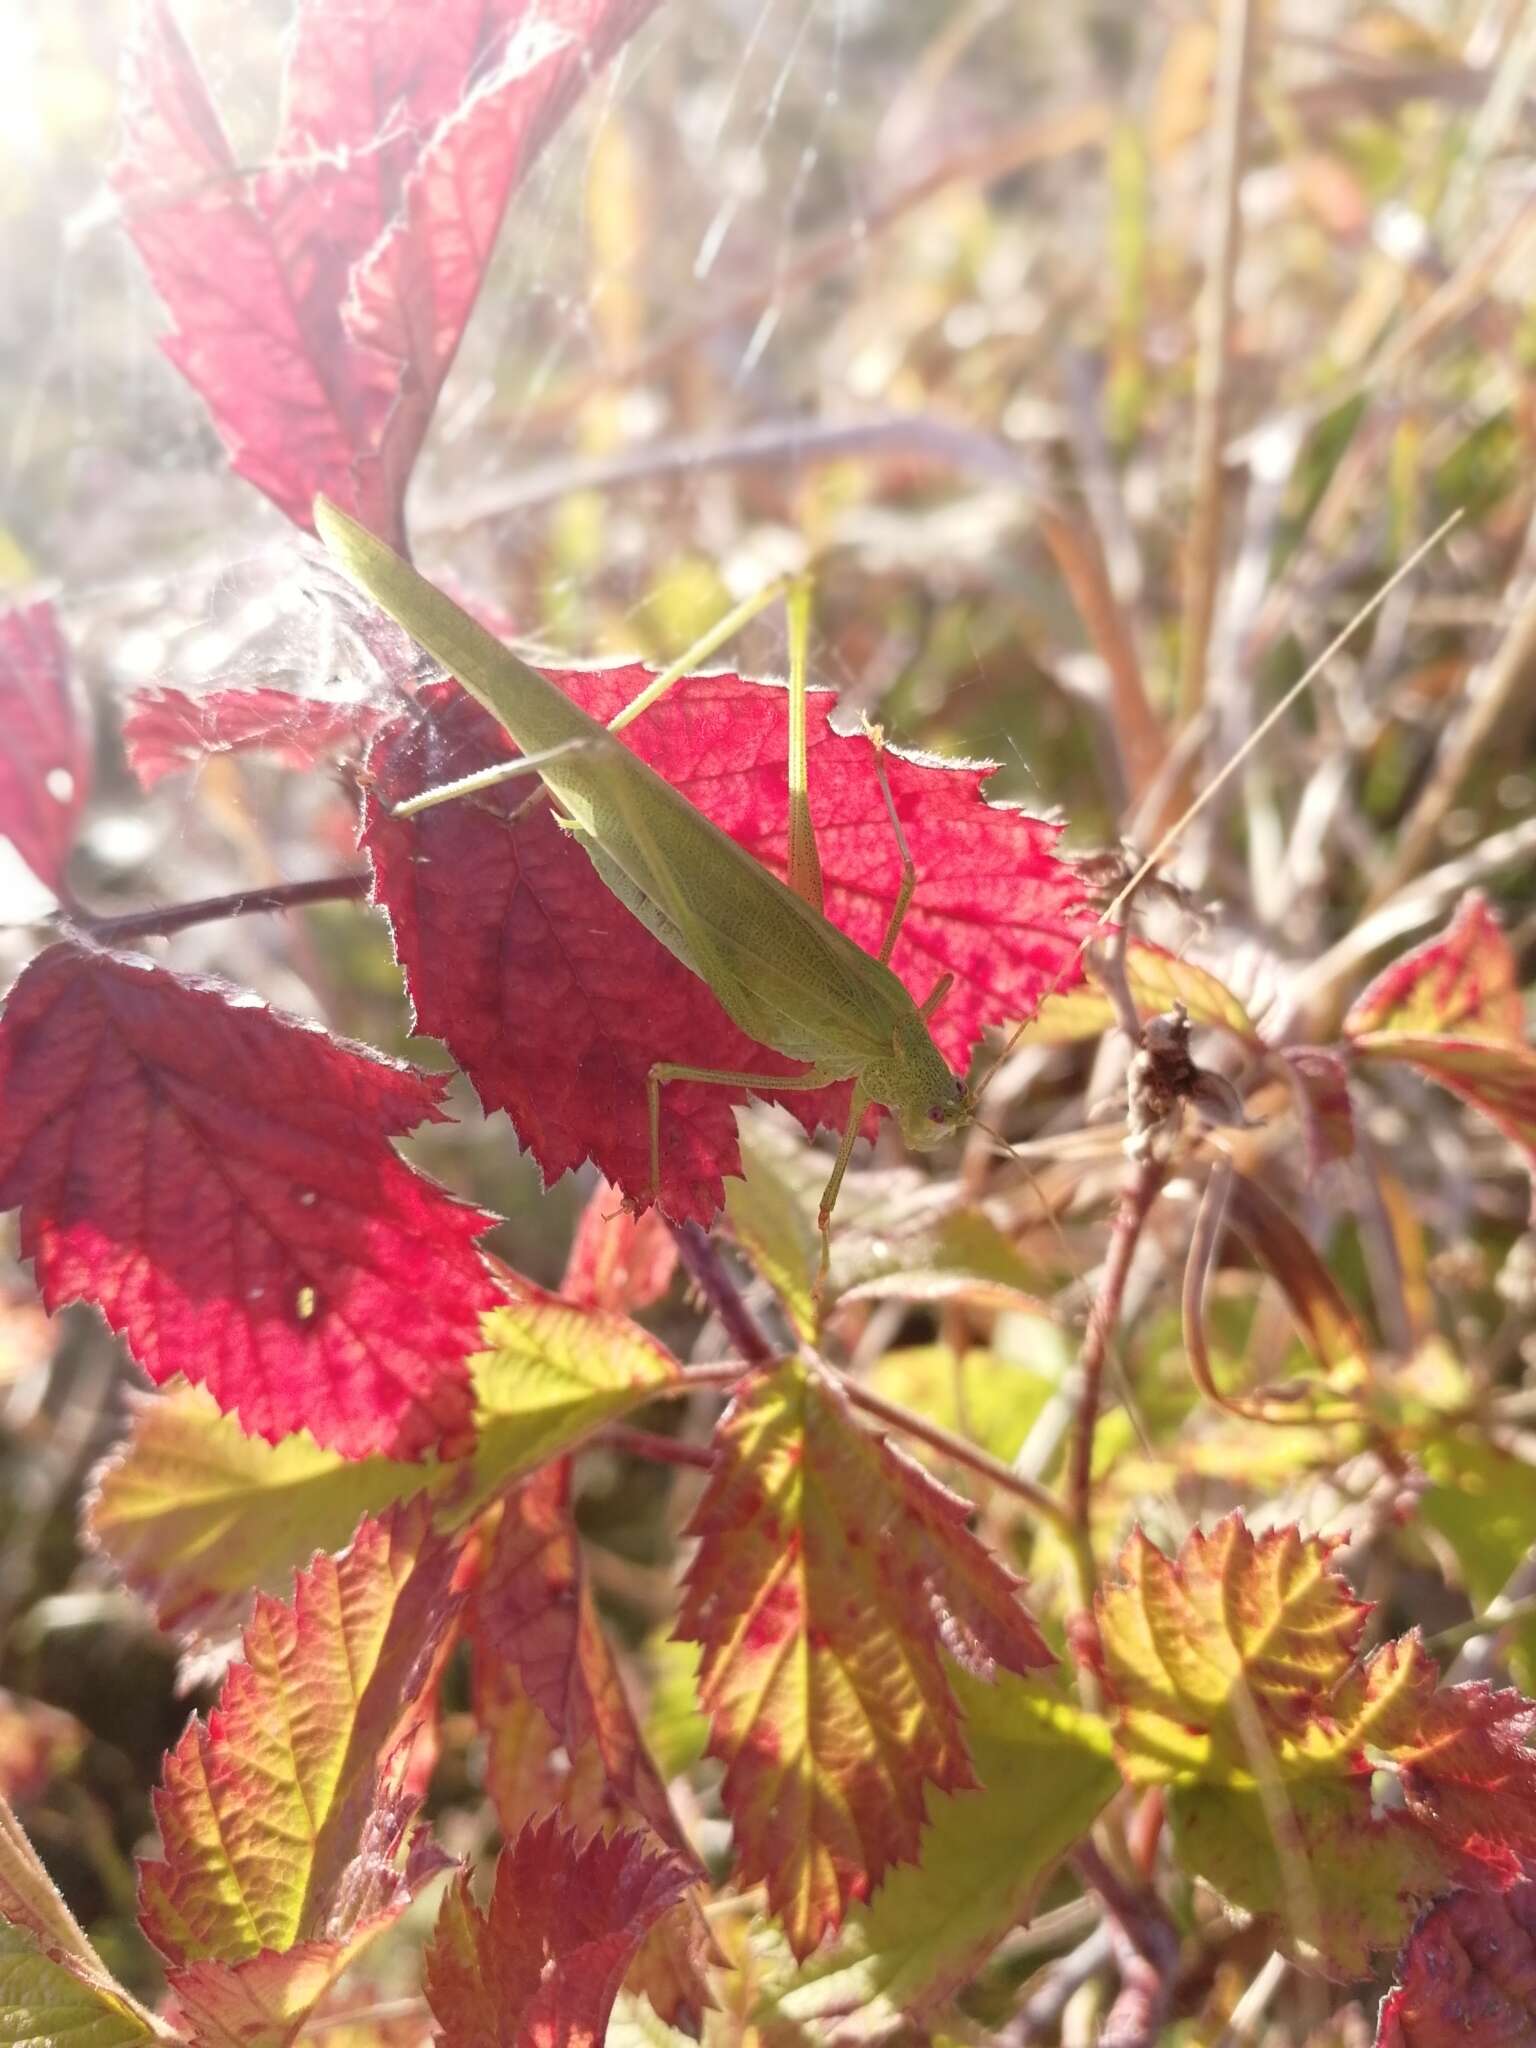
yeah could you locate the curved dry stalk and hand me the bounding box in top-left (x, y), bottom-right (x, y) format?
top-left (1182, 1161), bottom-right (1362, 1426)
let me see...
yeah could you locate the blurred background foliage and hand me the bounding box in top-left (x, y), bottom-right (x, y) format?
top-left (4, 0), bottom-right (1536, 2039)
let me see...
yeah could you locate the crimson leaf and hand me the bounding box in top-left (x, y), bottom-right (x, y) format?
top-left (0, 944), bottom-right (496, 1457)
top-left (0, 601), bottom-right (89, 895)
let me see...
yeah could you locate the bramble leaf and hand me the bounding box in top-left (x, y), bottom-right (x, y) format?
top-left (0, 602), bottom-right (89, 896)
top-left (88, 1294), bottom-right (680, 1633)
top-left (561, 1181), bottom-right (678, 1313)
top-left (1346, 894), bottom-right (1536, 1216)
top-left (0, 1919), bottom-right (159, 2047)
top-left (776, 1673), bottom-right (1117, 2028)
top-left (470, 1288), bottom-right (680, 1485)
top-left (0, 945), bottom-right (496, 1458)
top-left (1021, 939), bottom-right (1258, 1048)
top-left (678, 1356), bottom-right (1054, 1956)
top-left (1345, 893), bottom-right (1524, 1043)
top-left (1281, 1046), bottom-right (1357, 1172)
top-left (363, 674), bottom-right (1095, 1223)
top-left (114, 0), bottom-right (657, 539)
top-left (422, 1817), bottom-right (692, 2048)
top-left (1377, 1882), bottom-right (1536, 2046)
top-left (1419, 1431), bottom-right (1536, 1694)
top-left (138, 1499), bottom-right (458, 2037)
top-left (469, 1466), bottom-right (710, 2025)
top-left (1096, 1517), bottom-right (1536, 1977)
top-left (122, 686), bottom-right (378, 788)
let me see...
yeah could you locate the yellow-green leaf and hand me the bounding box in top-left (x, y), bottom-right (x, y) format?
top-left (0, 1922), bottom-right (158, 2048)
top-left (775, 1674), bottom-right (1116, 2027)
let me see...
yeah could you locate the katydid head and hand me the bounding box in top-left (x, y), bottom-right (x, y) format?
top-left (880, 1014), bottom-right (971, 1152)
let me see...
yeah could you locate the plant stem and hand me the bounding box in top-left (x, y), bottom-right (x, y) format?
top-left (1177, 0), bottom-right (1258, 724)
top-left (66, 871), bottom-right (371, 947)
top-left (597, 1424), bottom-right (715, 1470)
top-left (1072, 1842), bottom-right (1180, 2048)
top-left (668, 1224), bottom-right (776, 1366)
top-left (832, 1368), bottom-right (1073, 1532)
top-left (1067, 1156), bottom-right (1165, 1549)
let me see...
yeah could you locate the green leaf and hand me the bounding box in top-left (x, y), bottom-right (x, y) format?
top-left (0, 1922), bottom-right (158, 2048)
top-left (89, 1295), bottom-right (681, 1632)
top-left (1419, 1429), bottom-right (1536, 1690)
top-left (775, 1674), bottom-right (1116, 2028)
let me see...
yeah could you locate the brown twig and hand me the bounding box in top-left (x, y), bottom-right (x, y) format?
top-left (1176, 0), bottom-right (1258, 726)
top-left (62, 872), bottom-right (371, 947)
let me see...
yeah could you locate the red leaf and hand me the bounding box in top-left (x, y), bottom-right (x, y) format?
top-left (114, 0), bottom-right (659, 540)
top-left (1281, 1046), bottom-right (1356, 1172)
top-left (561, 1180), bottom-right (678, 1312)
top-left (1378, 1884), bottom-right (1536, 2046)
top-left (423, 1817), bottom-right (692, 2048)
top-left (363, 673), bottom-right (1094, 1222)
top-left (0, 602), bottom-right (89, 894)
top-left (1346, 895), bottom-right (1536, 1218)
top-left (122, 685), bottom-right (378, 788)
top-left (472, 1465), bottom-right (686, 1852)
top-left (1346, 893), bottom-right (1524, 1044)
top-left (346, 0), bottom-right (664, 486)
top-left (0, 944), bottom-right (496, 1457)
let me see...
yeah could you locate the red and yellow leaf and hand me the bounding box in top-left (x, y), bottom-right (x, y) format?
top-left (470, 1466), bottom-right (709, 2025)
top-left (0, 602), bottom-right (89, 896)
top-left (678, 1356), bottom-right (1053, 1956)
top-left (1345, 895), bottom-right (1536, 1214)
top-left (422, 1818), bottom-right (691, 2048)
top-left (0, 945), bottom-right (497, 1458)
top-left (1345, 893), bottom-right (1524, 1044)
top-left (1095, 1517), bottom-right (1536, 1976)
top-left (138, 1499), bottom-right (458, 1966)
top-left (363, 675), bottom-right (1095, 1224)
top-left (1022, 939), bottom-right (1259, 1048)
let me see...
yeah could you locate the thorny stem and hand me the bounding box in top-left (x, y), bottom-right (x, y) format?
top-left (667, 1223), bottom-right (776, 1367)
top-left (63, 871), bottom-right (371, 947)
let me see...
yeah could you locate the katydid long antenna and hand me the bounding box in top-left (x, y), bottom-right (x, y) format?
top-left (972, 507), bottom-right (1465, 1106)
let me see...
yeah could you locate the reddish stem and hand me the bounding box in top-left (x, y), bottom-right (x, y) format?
top-left (66, 871), bottom-right (371, 946)
top-left (597, 1424), bottom-right (714, 1470)
top-left (668, 1223), bottom-right (776, 1366)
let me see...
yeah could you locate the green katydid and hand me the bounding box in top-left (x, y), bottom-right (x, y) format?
top-left (315, 496), bottom-right (970, 1286)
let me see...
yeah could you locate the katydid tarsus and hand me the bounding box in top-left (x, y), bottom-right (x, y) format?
top-left (315, 497), bottom-right (969, 1289)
